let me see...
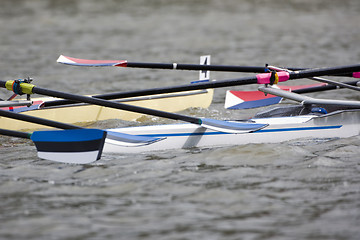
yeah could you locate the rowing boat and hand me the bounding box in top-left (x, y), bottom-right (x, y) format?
top-left (0, 89), bottom-right (213, 131)
top-left (1, 55), bottom-right (214, 131)
top-left (103, 85), bottom-right (360, 154)
top-left (1, 63), bottom-right (360, 164)
top-left (103, 109), bottom-right (360, 154)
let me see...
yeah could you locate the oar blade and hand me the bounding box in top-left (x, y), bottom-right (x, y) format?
top-left (57, 55), bottom-right (127, 67)
top-left (106, 131), bottom-right (165, 147)
top-left (200, 118), bottom-right (267, 134)
top-left (225, 90), bottom-right (282, 109)
top-left (30, 129), bottom-right (106, 164)
top-left (225, 84), bottom-right (327, 109)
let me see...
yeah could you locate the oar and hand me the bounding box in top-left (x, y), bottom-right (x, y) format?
top-left (0, 127), bottom-right (106, 164)
top-left (225, 80), bottom-right (360, 110)
top-left (0, 109), bottom-right (163, 147)
top-left (308, 76), bottom-right (360, 92)
top-left (0, 109), bottom-right (106, 164)
top-left (267, 65), bottom-right (360, 92)
top-left (43, 67), bottom-right (360, 109)
top-left (259, 86), bottom-right (360, 108)
top-left (0, 109), bottom-right (163, 164)
top-left (225, 83), bottom-right (327, 109)
top-left (57, 55), bottom-right (271, 73)
top-left (57, 55), bottom-right (358, 77)
top-left (45, 55), bottom-right (213, 108)
top-left (3, 63), bottom-right (359, 132)
top-left (292, 80), bottom-right (360, 94)
top-left (0, 80), bottom-right (268, 134)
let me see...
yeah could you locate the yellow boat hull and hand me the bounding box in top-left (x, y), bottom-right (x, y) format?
top-left (1, 89), bottom-right (213, 131)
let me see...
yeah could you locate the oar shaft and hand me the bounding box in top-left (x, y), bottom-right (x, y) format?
top-left (43, 76), bottom-right (258, 107)
top-left (0, 109), bottom-right (81, 130)
top-left (2, 64), bottom-right (360, 123)
top-left (309, 77), bottom-right (360, 92)
top-left (293, 80), bottom-right (359, 94)
top-left (127, 62), bottom-right (270, 73)
top-left (59, 55), bottom-right (354, 77)
top-left (45, 64), bottom-right (360, 108)
top-left (288, 64), bottom-right (360, 79)
top-left (29, 85), bottom-right (201, 125)
top-left (0, 128), bottom-right (30, 139)
top-left (125, 63), bottom-right (354, 77)
top-left (39, 66), bottom-right (360, 108)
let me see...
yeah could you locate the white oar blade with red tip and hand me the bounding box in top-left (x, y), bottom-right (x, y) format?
top-left (57, 55), bottom-right (127, 67)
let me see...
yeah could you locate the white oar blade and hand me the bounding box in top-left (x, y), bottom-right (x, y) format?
top-left (106, 131), bottom-right (165, 147)
top-left (31, 129), bottom-right (106, 164)
top-left (200, 118), bottom-right (267, 134)
top-left (57, 55), bottom-right (126, 67)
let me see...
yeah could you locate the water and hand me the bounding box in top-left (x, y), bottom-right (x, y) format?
top-left (1, 0), bottom-right (360, 239)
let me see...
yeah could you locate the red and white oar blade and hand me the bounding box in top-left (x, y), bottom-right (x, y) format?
top-left (31, 129), bottom-right (106, 164)
top-left (225, 90), bottom-right (282, 109)
top-left (225, 83), bottom-right (327, 109)
top-left (57, 55), bottom-right (127, 67)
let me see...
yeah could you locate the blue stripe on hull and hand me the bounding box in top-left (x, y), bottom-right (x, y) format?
top-left (137, 125), bottom-right (342, 138)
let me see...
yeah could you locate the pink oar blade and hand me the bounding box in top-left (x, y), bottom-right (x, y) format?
top-left (57, 55), bottom-right (127, 67)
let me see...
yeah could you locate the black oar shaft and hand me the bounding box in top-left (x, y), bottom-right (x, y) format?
top-left (288, 64), bottom-right (360, 79)
top-left (0, 128), bottom-right (30, 139)
top-left (29, 86), bottom-right (201, 125)
top-left (2, 64), bottom-right (360, 119)
top-left (126, 63), bottom-right (354, 77)
top-left (293, 80), bottom-right (359, 94)
top-left (44, 76), bottom-right (258, 107)
top-left (44, 64), bottom-right (360, 108)
top-left (310, 77), bottom-right (360, 92)
top-left (127, 62), bottom-right (269, 73)
top-left (0, 109), bottom-right (81, 130)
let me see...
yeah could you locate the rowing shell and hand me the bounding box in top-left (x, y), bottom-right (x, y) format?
top-left (103, 109), bottom-right (360, 154)
top-left (0, 89), bottom-right (213, 131)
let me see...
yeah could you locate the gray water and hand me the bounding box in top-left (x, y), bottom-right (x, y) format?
top-left (1, 0), bottom-right (360, 239)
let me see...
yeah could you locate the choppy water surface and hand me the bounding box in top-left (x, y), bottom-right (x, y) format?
top-left (1, 0), bottom-right (360, 239)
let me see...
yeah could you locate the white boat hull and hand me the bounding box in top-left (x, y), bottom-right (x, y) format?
top-left (103, 110), bottom-right (360, 153)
